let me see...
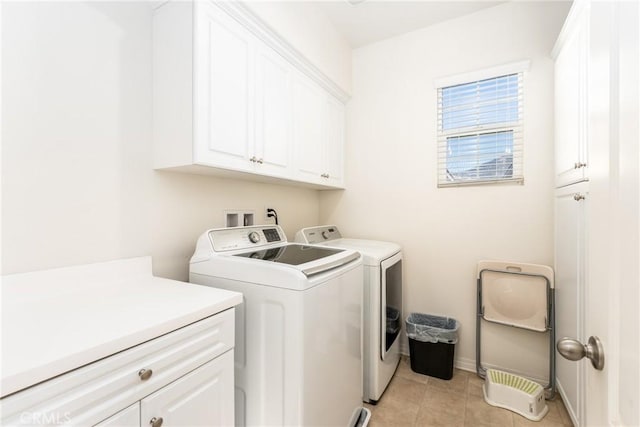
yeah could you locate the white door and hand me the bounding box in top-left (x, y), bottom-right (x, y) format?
top-left (140, 351), bottom-right (234, 427)
top-left (194, 3), bottom-right (254, 171)
top-left (583, 2), bottom-right (639, 426)
top-left (557, 2), bottom-right (640, 426)
top-left (255, 43), bottom-right (292, 176)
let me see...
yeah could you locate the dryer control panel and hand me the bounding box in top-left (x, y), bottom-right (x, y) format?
top-left (295, 225), bottom-right (342, 244)
top-left (208, 225), bottom-right (285, 252)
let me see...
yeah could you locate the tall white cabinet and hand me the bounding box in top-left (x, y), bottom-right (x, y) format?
top-left (552, 2), bottom-right (590, 425)
top-left (153, 1), bottom-right (349, 189)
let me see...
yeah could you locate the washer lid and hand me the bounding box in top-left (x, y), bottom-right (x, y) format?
top-left (294, 226), bottom-right (401, 265)
top-left (319, 239), bottom-right (401, 265)
top-left (234, 244), bottom-right (343, 266)
top-left (191, 226), bottom-right (362, 280)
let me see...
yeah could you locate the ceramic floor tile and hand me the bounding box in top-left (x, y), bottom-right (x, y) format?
top-left (384, 375), bottom-right (428, 406)
top-left (368, 365), bottom-right (572, 427)
top-left (370, 394), bottom-right (420, 426)
top-left (416, 386), bottom-right (467, 427)
top-left (513, 414), bottom-right (569, 427)
top-left (396, 356), bottom-right (430, 384)
top-left (415, 404), bottom-right (466, 427)
top-left (426, 369), bottom-right (470, 395)
top-left (467, 380), bottom-right (484, 398)
top-left (464, 393), bottom-right (515, 427)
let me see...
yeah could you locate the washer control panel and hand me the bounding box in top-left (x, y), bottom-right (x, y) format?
top-left (209, 225), bottom-right (285, 252)
top-left (297, 226), bottom-right (342, 244)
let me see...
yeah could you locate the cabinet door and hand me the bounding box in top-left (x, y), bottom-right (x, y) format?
top-left (94, 403), bottom-right (140, 427)
top-left (293, 74), bottom-right (326, 184)
top-left (194, 3), bottom-right (254, 172)
top-left (140, 351), bottom-right (234, 427)
top-left (324, 97), bottom-right (345, 188)
top-left (554, 183), bottom-right (588, 425)
top-left (555, 8), bottom-right (588, 187)
top-left (255, 43), bottom-right (292, 177)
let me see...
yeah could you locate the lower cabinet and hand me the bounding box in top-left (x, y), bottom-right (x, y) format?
top-left (96, 352), bottom-right (234, 427)
top-left (554, 182), bottom-right (588, 425)
top-left (139, 352), bottom-right (234, 427)
top-left (95, 404), bottom-right (140, 427)
top-left (1, 310), bottom-right (235, 427)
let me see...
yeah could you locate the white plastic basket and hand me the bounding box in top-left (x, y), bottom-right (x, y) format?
top-left (483, 369), bottom-right (548, 421)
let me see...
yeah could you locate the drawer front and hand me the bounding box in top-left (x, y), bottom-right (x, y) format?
top-left (1, 309), bottom-right (234, 426)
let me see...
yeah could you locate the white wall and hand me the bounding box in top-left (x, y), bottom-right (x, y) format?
top-left (320, 2), bottom-right (570, 378)
top-left (1, 1), bottom-right (321, 280)
top-left (244, 1), bottom-right (352, 94)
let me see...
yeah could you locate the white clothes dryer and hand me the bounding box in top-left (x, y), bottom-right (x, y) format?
top-left (189, 225), bottom-right (367, 427)
top-left (295, 225), bottom-right (402, 404)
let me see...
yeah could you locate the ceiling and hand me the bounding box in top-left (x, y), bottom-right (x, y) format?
top-left (311, 1), bottom-right (505, 48)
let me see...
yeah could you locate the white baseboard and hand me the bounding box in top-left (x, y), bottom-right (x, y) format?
top-left (454, 356), bottom-right (477, 373)
top-left (400, 349), bottom-right (549, 384)
top-left (555, 378), bottom-right (579, 427)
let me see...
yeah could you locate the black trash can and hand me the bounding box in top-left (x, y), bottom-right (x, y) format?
top-left (405, 313), bottom-right (459, 380)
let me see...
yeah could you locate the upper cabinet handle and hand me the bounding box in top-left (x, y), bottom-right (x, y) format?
top-left (574, 162), bottom-right (587, 169)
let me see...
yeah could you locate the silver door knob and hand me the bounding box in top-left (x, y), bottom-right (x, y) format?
top-left (138, 368), bottom-right (153, 381)
top-left (557, 336), bottom-right (605, 370)
top-left (149, 417), bottom-right (163, 427)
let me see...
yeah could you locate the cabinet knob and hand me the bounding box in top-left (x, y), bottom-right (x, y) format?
top-left (574, 162), bottom-right (587, 169)
top-left (320, 173), bottom-right (330, 178)
top-left (149, 417), bottom-right (163, 427)
top-left (249, 156), bottom-right (257, 163)
top-left (256, 158), bottom-right (263, 164)
top-left (573, 193), bottom-right (585, 201)
top-left (138, 368), bottom-right (153, 381)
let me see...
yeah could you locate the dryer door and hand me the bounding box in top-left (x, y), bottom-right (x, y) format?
top-left (380, 252), bottom-right (402, 360)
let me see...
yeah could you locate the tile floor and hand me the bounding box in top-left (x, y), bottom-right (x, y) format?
top-left (365, 357), bottom-right (573, 427)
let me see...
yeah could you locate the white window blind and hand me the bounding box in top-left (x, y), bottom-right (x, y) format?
top-left (437, 72), bottom-right (524, 187)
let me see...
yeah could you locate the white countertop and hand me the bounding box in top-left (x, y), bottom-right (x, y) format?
top-left (1, 257), bottom-right (242, 398)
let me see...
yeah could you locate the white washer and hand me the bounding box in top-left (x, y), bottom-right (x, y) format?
top-left (295, 225), bottom-right (402, 404)
top-left (189, 225), bottom-right (366, 427)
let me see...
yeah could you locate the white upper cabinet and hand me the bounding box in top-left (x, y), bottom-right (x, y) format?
top-left (254, 41), bottom-right (292, 176)
top-left (294, 75), bottom-right (327, 183)
top-left (153, 1), bottom-right (348, 190)
top-left (194, 3), bottom-right (254, 171)
top-left (553, 3), bottom-right (589, 188)
top-left (293, 75), bottom-right (345, 187)
top-left (324, 97), bottom-right (345, 187)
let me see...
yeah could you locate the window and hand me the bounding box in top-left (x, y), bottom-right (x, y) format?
top-left (436, 63), bottom-right (526, 187)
